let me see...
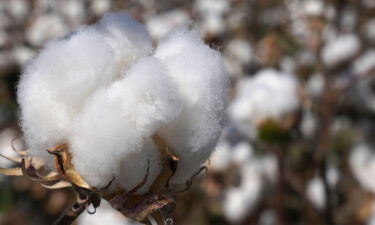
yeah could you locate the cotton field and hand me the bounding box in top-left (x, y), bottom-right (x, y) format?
top-left (0, 0), bottom-right (374, 225)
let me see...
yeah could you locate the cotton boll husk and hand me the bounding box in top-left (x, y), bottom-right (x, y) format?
top-left (154, 28), bottom-right (229, 184)
top-left (229, 69), bottom-right (299, 137)
top-left (70, 57), bottom-right (181, 189)
top-left (18, 27), bottom-right (115, 163)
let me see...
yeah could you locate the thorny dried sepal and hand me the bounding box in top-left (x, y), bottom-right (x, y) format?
top-left (0, 134), bottom-right (205, 225)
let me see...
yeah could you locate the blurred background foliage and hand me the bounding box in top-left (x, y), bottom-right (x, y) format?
top-left (0, 0), bottom-right (374, 224)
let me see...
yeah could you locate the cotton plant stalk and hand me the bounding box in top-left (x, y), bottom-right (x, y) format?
top-left (0, 13), bottom-right (229, 225)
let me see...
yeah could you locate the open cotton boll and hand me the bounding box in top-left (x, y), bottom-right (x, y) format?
top-left (70, 57), bottom-right (181, 189)
top-left (154, 28), bottom-right (229, 184)
top-left (229, 69), bottom-right (299, 137)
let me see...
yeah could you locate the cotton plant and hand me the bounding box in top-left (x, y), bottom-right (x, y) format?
top-left (0, 12), bottom-right (229, 225)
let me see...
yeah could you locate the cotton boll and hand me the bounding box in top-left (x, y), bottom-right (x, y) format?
top-left (232, 142), bottom-right (253, 165)
top-left (18, 27), bottom-right (115, 163)
top-left (78, 199), bottom-right (141, 225)
top-left (321, 34), bottom-right (360, 67)
top-left (154, 28), bottom-right (229, 184)
top-left (229, 69), bottom-right (299, 137)
top-left (90, 0), bottom-right (111, 16)
top-left (350, 144), bottom-right (375, 194)
top-left (306, 73), bottom-right (325, 97)
top-left (12, 45), bottom-right (35, 65)
top-left (5, 0), bottom-right (29, 22)
top-left (306, 176), bottom-right (326, 210)
top-left (223, 163), bottom-right (263, 223)
top-left (70, 57), bottom-right (181, 189)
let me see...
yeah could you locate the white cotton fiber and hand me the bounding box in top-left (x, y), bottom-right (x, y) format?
top-left (78, 199), bottom-right (141, 225)
top-left (18, 27), bottom-right (115, 163)
top-left (18, 13), bottom-right (153, 166)
top-left (154, 28), bottom-right (229, 184)
top-left (70, 57), bottom-right (181, 189)
top-left (18, 13), bottom-right (229, 191)
top-left (229, 69), bottom-right (299, 137)
top-left (97, 13), bottom-right (153, 75)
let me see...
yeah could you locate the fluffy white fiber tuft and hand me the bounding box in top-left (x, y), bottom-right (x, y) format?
top-left (17, 13), bottom-right (229, 191)
top-left (155, 28), bottom-right (229, 184)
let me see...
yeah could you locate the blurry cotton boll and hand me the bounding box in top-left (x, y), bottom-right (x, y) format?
top-left (146, 10), bottom-right (190, 40)
top-left (12, 46), bottom-right (35, 65)
top-left (226, 39), bottom-right (253, 65)
top-left (18, 12), bottom-right (229, 193)
top-left (26, 13), bottom-right (69, 47)
top-left (300, 110), bottom-right (318, 138)
top-left (58, 0), bottom-right (86, 26)
top-left (353, 50), bottom-right (375, 76)
top-left (194, 0), bottom-right (230, 37)
top-left (229, 69), bottom-right (299, 138)
top-left (90, 0), bottom-right (111, 16)
top-left (302, 0), bottom-right (324, 16)
top-left (210, 140), bottom-right (233, 171)
top-left (224, 39), bottom-right (253, 77)
top-left (306, 176), bottom-right (326, 210)
top-left (232, 142), bottom-right (253, 165)
top-left (350, 144), bottom-right (375, 194)
top-left (194, 0), bottom-right (230, 16)
top-left (5, 0), bottom-right (29, 22)
top-left (321, 34), bottom-right (360, 67)
top-left (78, 200), bottom-right (141, 225)
top-left (223, 163), bottom-right (263, 223)
top-left (306, 73), bottom-right (325, 97)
